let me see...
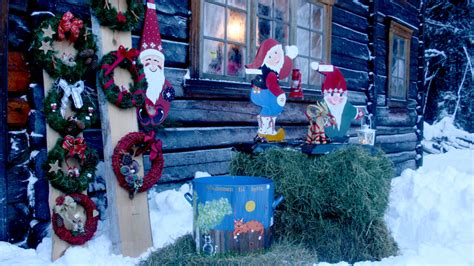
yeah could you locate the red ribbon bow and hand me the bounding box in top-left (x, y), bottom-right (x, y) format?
top-left (144, 132), bottom-right (162, 161)
top-left (104, 45), bottom-right (139, 76)
top-left (62, 135), bottom-right (87, 161)
top-left (58, 11), bottom-right (83, 43)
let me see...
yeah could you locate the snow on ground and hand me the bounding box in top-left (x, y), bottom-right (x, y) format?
top-left (423, 116), bottom-right (474, 151)
top-left (0, 148), bottom-right (473, 265)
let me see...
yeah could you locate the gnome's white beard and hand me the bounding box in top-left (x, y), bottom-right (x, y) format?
top-left (144, 66), bottom-right (165, 105)
top-left (264, 58), bottom-right (284, 74)
top-left (325, 96), bottom-right (347, 131)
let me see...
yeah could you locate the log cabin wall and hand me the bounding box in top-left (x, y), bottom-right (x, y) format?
top-left (1, 0), bottom-right (423, 243)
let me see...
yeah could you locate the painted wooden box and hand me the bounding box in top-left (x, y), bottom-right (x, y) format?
top-left (185, 176), bottom-right (283, 256)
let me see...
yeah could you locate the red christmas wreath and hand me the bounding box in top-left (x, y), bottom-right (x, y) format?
top-left (112, 131), bottom-right (164, 198)
top-left (52, 193), bottom-right (99, 245)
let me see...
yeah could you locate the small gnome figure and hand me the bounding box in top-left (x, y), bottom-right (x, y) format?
top-left (137, 0), bottom-right (175, 127)
top-left (245, 39), bottom-right (298, 142)
top-left (310, 62), bottom-right (365, 143)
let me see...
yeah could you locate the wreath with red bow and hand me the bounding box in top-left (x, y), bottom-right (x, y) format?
top-left (31, 11), bottom-right (97, 82)
top-left (52, 193), bottom-right (99, 245)
top-left (45, 136), bottom-right (99, 194)
top-left (44, 79), bottom-right (99, 137)
top-left (98, 46), bottom-right (147, 108)
top-left (112, 131), bottom-right (164, 198)
top-left (91, 0), bottom-right (144, 32)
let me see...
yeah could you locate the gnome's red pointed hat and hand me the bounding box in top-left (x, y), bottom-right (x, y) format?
top-left (245, 38), bottom-right (292, 79)
top-left (140, 0), bottom-right (164, 59)
top-left (320, 67), bottom-right (347, 94)
top-left (246, 39), bottom-right (279, 69)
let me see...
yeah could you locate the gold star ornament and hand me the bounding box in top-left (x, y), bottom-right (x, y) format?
top-left (42, 25), bottom-right (55, 39)
top-left (48, 160), bottom-right (61, 174)
top-left (39, 41), bottom-right (53, 54)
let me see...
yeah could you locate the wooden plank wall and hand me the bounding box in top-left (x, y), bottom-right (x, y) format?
top-left (0, 0), bottom-right (9, 242)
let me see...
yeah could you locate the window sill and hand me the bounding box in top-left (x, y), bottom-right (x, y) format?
top-left (387, 98), bottom-right (408, 109)
top-left (183, 78), bottom-right (323, 103)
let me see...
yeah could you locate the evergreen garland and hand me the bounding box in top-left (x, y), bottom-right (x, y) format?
top-left (31, 12), bottom-right (97, 83)
top-left (45, 136), bottom-right (99, 194)
top-left (98, 47), bottom-right (147, 108)
top-left (43, 83), bottom-right (99, 137)
top-left (91, 0), bottom-right (144, 32)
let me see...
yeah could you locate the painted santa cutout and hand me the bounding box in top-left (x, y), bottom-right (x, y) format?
top-left (310, 62), bottom-right (365, 143)
top-left (245, 39), bottom-right (298, 142)
top-left (137, 0), bottom-right (175, 128)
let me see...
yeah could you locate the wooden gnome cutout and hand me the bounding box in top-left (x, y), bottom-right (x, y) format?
top-left (137, 0), bottom-right (175, 129)
top-left (245, 38), bottom-right (298, 142)
top-left (306, 63), bottom-right (365, 144)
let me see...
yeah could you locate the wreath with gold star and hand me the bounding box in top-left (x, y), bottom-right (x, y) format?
top-left (44, 79), bottom-right (99, 137)
top-left (45, 136), bottom-right (99, 194)
top-left (52, 193), bottom-right (99, 245)
top-left (31, 11), bottom-right (97, 82)
top-left (91, 0), bottom-right (144, 32)
top-left (98, 46), bottom-right (147, 108)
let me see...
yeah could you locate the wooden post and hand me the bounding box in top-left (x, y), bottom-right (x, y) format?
top-left (43, 72), bottom-right (72, 260)
top-left (91, 0), bottom-right (153, 256)
top-left (0, 0), bottom-right (9, 242)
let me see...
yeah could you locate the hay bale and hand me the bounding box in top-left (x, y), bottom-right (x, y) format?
top-left (229, 146), bottom-right (398, 263)
top-left (139, 235), bottom-right (317, 265)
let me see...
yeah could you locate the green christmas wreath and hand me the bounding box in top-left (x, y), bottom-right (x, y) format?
top-left (31, 11), bottom-right (97, 83)
top-left (98, 46), bottom-right (147, 108)
top-left (44, 80), bottom-right (99, 136)
top-left (91, 0), bottom-right (144, 32)
top-left (45, 136), bottom-right (99, 194)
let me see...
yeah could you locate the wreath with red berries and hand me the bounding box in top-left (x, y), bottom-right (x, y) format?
top-left (91, 0), bottom-right (144, 32)
top-left (43, 80), bottom-right (99, 136)
top-left (52, 193), bottom-right (99, 245)
top-left (31, 11), bottom-right (97, 83)
top-left (45, 136), bottom-right (99, 194)
top-left (98, 46), bottom-right (147, 108)
top-left (112, 131), bottom-right (164, 198)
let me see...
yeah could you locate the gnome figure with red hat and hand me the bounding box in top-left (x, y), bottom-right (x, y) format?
top-left (245, 38), bottom-right (298, 142)
top-left (137, 0), bottom-right (175, 128)
top-left (310, 62), bottom-right (365, 142)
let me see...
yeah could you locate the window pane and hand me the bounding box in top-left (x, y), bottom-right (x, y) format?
top-left (228, 9), bottom-right (246, 43)
top-left (274, 0), bottom-right (289, 22)
top-left (398, 38), bottom-right (405, 58)
top-left (258, 0), bottom-right (272, 17)
top-left (311, 32), bottom-right (322, 59)
top-left (203, 39), bottom-right (224, 75)
top-left (392, 38), bottom-right (398, 59)
top-left (297, 0), bottom-right (310, 27)
top-left (229, 0), bottom-right (246, 10)
top-left (274, 22), bottom-right (288, 45)
top-left (310, 68), bottom-right (322, 87)
top-left (204, 2), bottom-right (225, 39)
top-left (311, 5), bottom-right (323, 30)
top-left (297, 28), bottom-right (310, 56)
top-left (257, 17), bottom-right (271, 45)
top-left (227, 44), bottom-right (245, 77)
top-left (295, 57), bottom-right (309, 85)
top-left (391, 58), bottom-right (398, 78)
top-left (398, 59), bottom-right (405, 78)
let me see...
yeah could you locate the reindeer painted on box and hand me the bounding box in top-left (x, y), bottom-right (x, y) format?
top-left (305, 101), bottom-right (337, 144)
top-left (233, 219), bottom-right (264, 239)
